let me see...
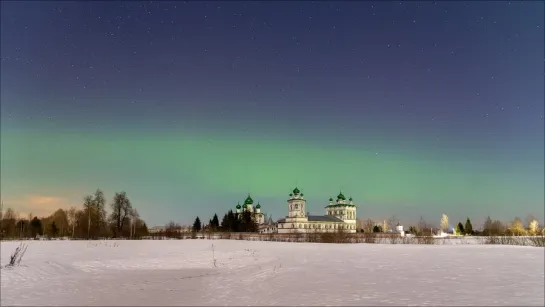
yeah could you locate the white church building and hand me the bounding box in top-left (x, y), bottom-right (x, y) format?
top-left (277, 187), bottom-right (357, 233)
top-left (235, 194), bottom-right (266, 225)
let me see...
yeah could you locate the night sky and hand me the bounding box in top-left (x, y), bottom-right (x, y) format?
top-left (1, 1), bottom-right (543, 227)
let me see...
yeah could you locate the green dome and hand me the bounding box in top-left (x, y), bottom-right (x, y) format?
top-left (236, 204), bottom-right (241, 209)
top-left (337, 192), bottom-right (346, 200)
top-left (301, 193), bottom-right (304, 197)
top-left (289, 193), bottom-right (293, 197)
top-left (329, 197), bottom-right (333, 201)
top-left (293, 187), bottom-right (300, 194)
top-left (242, 204), bottom-right (247, 209)
top-left (244, 194), bottom-right (254, 205)
top-left (349, 197), bottom-right (353, 201)
top-left (256, 203), bottom-right (261, 209)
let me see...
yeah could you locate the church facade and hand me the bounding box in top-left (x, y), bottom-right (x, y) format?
top-left (277, 187), bottom-right (357, 233)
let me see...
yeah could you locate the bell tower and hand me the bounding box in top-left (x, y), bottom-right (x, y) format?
top-left (287, 187), bottom-right (306, 218)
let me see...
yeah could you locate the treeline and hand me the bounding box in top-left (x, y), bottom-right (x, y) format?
top-left (0, 189), bottom-right (149, 240)
top-left (479, 215), bottom-right (543, 236)
top-left (357, 215), bottom-right (446, 236)
top-left (358, 214), bottom-right (543, 236)
top-left (196, 210), bottom-right (259, 233)
top-left (158, 210), bottom-right (261, 238)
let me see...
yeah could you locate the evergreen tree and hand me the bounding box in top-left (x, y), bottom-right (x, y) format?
top-left (227, 210), bottom-right (238, 232)
top-left (211, 214), bottom-right (220, 229)
top-left (240, 210), bottom-right (258, 232)
top-left (373, 225), bottom-right (382, 233)
top-left (464, 218), bottom-right (473, 235)
top-left (220, 213), bottom-right (230, 231)
top-left (49, 221), bottom-right (59, 237)
top-left (456, 222), bottom-right (465, 235)
top-left (30, 217), bottom-right (43, 237)
top-left (192, 216), bottom-right (202, 232)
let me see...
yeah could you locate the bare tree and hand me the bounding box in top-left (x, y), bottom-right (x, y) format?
top-left (417, 216), bottom-right (432, 236)
top-left (67, 206), bottom-right (77, 238)
top-left (16, 211), bottom-right (24, 238)
top-left (83, 195), bottom-right (93, 239)
top-left (2, 207), bottom-right (17, 238)
top-left (525, 214), bottom-right (537, 229)
top-left (4, 207), bottom-right (15, 220)
top-left (129, 208), bottom-right (140, 239)
top-left (382, 219), bottom-right (389, 233)
top-left (528, 219), bottom-right (540, 235)
top-left (51, 209), bottom-right (69, 237)
top-left (26, 213), bottom-right (33, 237)
top-left (93, 189), bottom-right (107, 237)
top-left (109, 191), bottom-right (132, 238)
top-left (363, 219), bottom-right (374, 233)
top-left (440, 214), bottom-right (449, 232)
top-left (388, 215), bottom-right (399, 231)
top-left (482, 216), bottom-right (508, 236)
top-left (164, 221), bottom-right (182, 238)
top-left (509, 217), bottom-right (525, 236)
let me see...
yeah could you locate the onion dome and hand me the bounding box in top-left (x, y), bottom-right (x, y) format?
top-left (349, 197), bottom-right (353, 201)
top-left (236, 203), bottom-right (241, 209)
top-left (242, 204), bottom-right (248, 209)
top-left (337, 192), bottom-right (346, 200)
top-left (301, 193), bottom-right (304, 197)
top-left (256, 203), bottom-right (261, 209)
top-left (289, 193), bottom-right (293, 197)
top-left (244, 194), bottom-right (254, 205)
top-left (293, 187), bottom-right (300, 194)
top-left (329, 197), bottom-right (333, 202)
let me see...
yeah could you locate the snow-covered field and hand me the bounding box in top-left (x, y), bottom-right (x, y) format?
top-left (1, 240), bottom-right (544, 306)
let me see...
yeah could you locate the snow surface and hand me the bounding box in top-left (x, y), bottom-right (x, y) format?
top-left (1, 240), bottom-right (544, 306)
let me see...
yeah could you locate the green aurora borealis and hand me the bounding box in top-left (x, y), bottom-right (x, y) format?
top-left (2, 126), bottom-right (543, 225)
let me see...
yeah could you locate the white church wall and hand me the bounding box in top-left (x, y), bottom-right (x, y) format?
top-left (277, 222), bottom-right (357, 234)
